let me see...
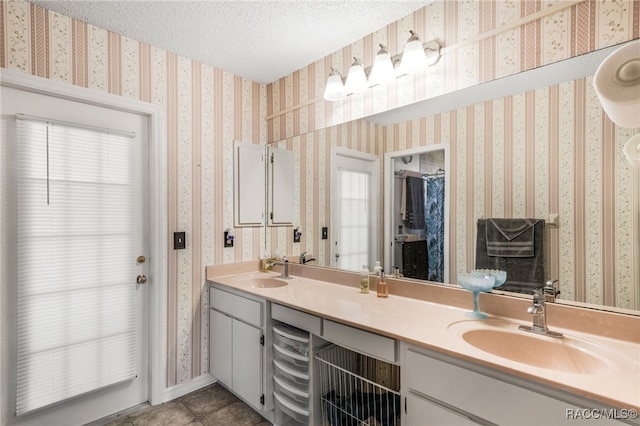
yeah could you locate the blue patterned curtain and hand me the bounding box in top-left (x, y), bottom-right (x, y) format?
top-left (425, 176), bottom-right (445, 282)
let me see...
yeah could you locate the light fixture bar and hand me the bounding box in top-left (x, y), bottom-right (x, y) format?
top-left (322, 35), bottom-right (442, 101)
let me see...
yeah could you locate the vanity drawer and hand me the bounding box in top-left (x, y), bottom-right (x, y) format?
top-left (272, 303), bottom-right (322, 335)
top-left (403, 345), bottom-right (623, 425)
top-left (209, 286), bottom-right (262, 327)
top-left (323, 320), bottom-right (397, 363)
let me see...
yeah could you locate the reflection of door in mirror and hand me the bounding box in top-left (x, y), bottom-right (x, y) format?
top-left (332, 149), bottom-right (379, 272)
top-left (385, 145), bottom-right (449, 283)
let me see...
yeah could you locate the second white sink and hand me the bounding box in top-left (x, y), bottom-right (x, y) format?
top-left (448, 319), bottom-right (634, 375)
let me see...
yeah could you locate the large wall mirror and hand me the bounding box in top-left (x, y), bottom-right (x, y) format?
top-left (265, 44), bottom-right (639, 313)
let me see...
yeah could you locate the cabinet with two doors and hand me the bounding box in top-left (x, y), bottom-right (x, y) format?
top-left (208, 286), bottom-right (273, 416)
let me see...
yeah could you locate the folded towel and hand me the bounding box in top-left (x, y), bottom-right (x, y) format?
top-left (405, 176), bottom-right (425, 229)
top-left (476, 219), bottom-right (546, 293)
top-left (486, 218), bottom-right (538, 257)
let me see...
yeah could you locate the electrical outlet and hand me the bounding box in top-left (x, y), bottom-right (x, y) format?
top-left (174, 232), bottom-right (186, 250)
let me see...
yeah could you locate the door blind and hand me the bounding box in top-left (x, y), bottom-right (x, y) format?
top-left (337, 169), bottom-right (370, 272)
top-left (15, 117), bottom-right (137, 415)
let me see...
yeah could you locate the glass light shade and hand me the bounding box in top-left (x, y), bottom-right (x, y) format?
top-left (399, 30), bottom-right (427, 74)
top-left (344, 58), bottom-right (368, 94)
top-left (323, 69), bottom-right (346, 101)
top-left (368, 44), bottom-right (395, 86)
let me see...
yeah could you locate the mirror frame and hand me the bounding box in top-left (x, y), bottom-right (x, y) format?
top-left (384, 144), bottom-right (450, 282)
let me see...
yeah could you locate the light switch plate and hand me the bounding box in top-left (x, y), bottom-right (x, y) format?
top-left (174, 232), bottom-right (186, 250)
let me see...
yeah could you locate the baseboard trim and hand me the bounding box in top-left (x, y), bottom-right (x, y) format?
top-left (161, 374), bottom-right (216, 403)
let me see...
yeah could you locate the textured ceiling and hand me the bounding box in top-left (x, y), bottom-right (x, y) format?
top-left (29, 0), bottom-right (429, 84)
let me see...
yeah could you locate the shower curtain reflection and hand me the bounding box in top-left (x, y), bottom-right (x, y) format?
top-left (425, 173), bottom-right (445, 282)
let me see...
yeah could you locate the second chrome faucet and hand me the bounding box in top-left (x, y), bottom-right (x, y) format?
top-left (518, 280), bottom-right (563, 339)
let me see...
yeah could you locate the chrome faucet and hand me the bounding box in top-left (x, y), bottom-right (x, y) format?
top-left (518, 281), bottom-right (563, 339)
top-left (273, 257), bottom-right (291, 279)
top-left (299, 251), bottom-right (316, 264)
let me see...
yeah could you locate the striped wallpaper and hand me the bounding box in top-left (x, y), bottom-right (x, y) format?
top-left (2, 0), bottom-right (638, 394)
top-left (272, 76), bottom-right (639, 311)
top-left (382, 77), bottom-right (639, 310)
top-left (2, 0), bottom-right (267, 387)
top-left (268, 118), bottom-right (383, 265)
top-left (267, 0), bottom-right (640, 142)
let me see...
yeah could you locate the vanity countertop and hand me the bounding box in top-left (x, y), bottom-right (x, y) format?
top-left (206, 268), bottom-right (640, 411)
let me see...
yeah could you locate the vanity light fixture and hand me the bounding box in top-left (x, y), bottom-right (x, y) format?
top-left (593, 39), bottom-right (640, 168)
top-left (323, 68), bottom-right (347, 101)
top-left (344, 57), bottom-right (368, 94)
top-left (399, 30), bottom-right (427, 74)
top-left (322, 31), bottom-right (441, 102)
top-left (368, 44), bottom-right (395, 86)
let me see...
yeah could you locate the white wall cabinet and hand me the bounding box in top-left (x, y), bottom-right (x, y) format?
top-left (401, 342), bottom-right (626, 426)
top-left (233, 142), bottom-right (294, 227)
top-left (209, 286), bottom-right (273, 414)
top-left (267, 146), bottom-right (295, 226)
top-left (234, 141), bottom-right (265, 227)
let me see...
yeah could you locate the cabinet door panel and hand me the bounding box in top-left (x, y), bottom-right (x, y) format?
top-left (210, 309), bottom-right (233, 386)
top-left (267, 146), bottom-right (294, 225)
top-left (404, 393), bottom-right (476, 426)
top-left (234, 141), bottom-right (265, 226)
top-left (233, 320), bottom-right (263, 409)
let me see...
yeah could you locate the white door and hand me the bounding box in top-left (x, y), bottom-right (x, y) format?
top-left (332, 150), bottom-right (379, 272)
top-left (1, 87), bottom-right (149, 425)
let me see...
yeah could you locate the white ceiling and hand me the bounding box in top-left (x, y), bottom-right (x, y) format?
top-left (29, 0), bottom-right (429, 84)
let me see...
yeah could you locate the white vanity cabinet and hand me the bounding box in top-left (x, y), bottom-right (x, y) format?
top-left (401, 342), bottom-right (627, 426)
top-left (209, 286), bottom-right (273, 414)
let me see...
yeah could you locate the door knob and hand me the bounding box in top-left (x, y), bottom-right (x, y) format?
top-left (136, 274), bottom-right (147, 284)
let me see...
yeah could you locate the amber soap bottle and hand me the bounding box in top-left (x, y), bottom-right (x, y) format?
top-left (377, 269), bottom-right (388, 298)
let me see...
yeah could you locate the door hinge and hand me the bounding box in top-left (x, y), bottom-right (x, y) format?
top-left (260, 335), bottom-right (264, 346)
top-left (404, 396), bottom-right (407, 414)
top-left (270, 153), bottom-right (274, 163)
top-left (270, 212), bottom-right (273, 220)
top-left (260, 394), bottom-right (265, 405)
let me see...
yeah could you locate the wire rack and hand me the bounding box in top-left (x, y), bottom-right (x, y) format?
top-left (316, 344), bottom-right (401, 426)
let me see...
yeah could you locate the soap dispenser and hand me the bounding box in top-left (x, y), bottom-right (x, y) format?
top-left (377, 269), bottom-right (388, 298)
top-left (360, 264), bottom-right (370, 294)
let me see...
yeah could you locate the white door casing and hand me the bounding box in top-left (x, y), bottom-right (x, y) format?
top-left (331, 148), bottom-right (379, 272)
top-left (0, 70), bottom-right (166, 425)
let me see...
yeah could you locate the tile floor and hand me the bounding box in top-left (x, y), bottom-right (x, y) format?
top-left (96, 383), bottom-right (272, 426)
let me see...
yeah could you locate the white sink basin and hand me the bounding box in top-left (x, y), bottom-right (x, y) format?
top-left (242, 277), bottom-right (289, 288)
top-left (448, 319), bottom-right (633, 375)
